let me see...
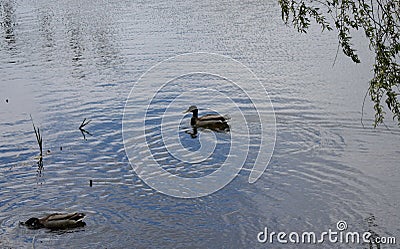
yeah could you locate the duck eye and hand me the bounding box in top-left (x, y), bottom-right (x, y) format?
top-left (26, 218), bottom-right (38, 226)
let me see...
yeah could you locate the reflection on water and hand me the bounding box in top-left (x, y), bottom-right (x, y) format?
top-left (1, 0), bottom-right (16, 46)
top-left (0, 0), bottom-right (399, 248)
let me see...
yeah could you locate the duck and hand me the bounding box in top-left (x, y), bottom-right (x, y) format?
top-left (183, 105), bottom-right (230, 132)
top-left (21, 212), bottom-right (86, 230)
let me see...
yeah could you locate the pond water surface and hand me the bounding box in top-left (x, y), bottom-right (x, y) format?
top-left (0, 0), bottom-right (399, 248)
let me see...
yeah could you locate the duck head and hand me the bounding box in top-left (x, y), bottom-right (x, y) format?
top-left (183, 105), bottom-right (198, 114)
top-left (23, 217), bottom-right (43, 229)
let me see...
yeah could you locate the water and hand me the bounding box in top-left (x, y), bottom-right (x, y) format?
top-left (0, 0), bottom-right (399, 248)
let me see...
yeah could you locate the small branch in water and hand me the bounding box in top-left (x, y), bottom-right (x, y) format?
top-left (30, 115), bottom-right (44, 177)
top-left (79, 118), bottom-right (91, 130)
top-left (79, 118), bottom-right (92, 140)
top-left (30, 115), bottom-right (43, 158)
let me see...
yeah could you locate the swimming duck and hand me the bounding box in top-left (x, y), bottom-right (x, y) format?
top-left (21, 212), bottom-right (86, 230)
top-left (183, 106), bottom-right (230, 132)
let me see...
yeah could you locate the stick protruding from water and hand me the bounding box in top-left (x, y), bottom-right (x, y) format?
top-left (30, 115), bottom-right (43, 158)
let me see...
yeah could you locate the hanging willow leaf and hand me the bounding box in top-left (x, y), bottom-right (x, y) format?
top-left (278, 0), bottom-right (400, 127)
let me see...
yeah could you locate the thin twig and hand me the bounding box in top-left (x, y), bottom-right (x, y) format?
top-left (79, 118), bottom-right (92, 140)
top-left (79, 118), bottom-right (91, 129)
top-left (30, 115), bottom-right (43, 157)
top-left (332, 42), bottom-right (341, 67)
top-left (361, 87), bottom-right (370, 128)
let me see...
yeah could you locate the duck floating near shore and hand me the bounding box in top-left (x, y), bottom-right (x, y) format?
top-left (183, 105), bottom-right (230, 132)
top-left (21, 212), bottom-right (86, 230)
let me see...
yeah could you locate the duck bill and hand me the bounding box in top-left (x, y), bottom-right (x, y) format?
top-left (182, 109), bottom-right (190, 114)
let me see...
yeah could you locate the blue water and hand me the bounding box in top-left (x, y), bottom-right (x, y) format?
top-left (0, 0), bottom-right (399, 248)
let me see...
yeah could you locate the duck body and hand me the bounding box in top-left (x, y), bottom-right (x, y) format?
top-left (22, 212), bottom-right (86, 230)
top-left (184, 106), bottom-right (230, 132)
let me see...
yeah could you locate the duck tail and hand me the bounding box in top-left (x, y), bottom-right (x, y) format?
top-left (70, 212), bottom-right (86, 221)
top-left (223, 114), bottom-right (231, 121)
